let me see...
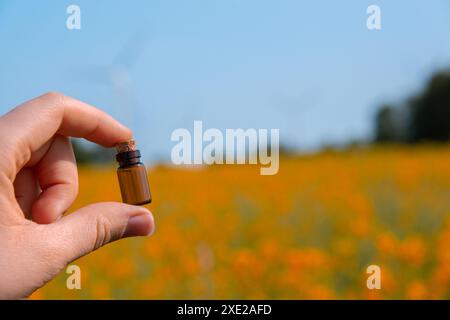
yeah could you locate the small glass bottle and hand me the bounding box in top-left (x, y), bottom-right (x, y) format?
top-left (115, 140), bottom-right (152, 205)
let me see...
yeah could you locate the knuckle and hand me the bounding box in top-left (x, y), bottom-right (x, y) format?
top-left (42, 91), bottom-right (65, 102)
top-left (40, 92), bottom-right (68, 113)
top-left (93, 214), bottom-right (113, 250)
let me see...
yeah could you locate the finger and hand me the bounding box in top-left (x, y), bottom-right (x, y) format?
top-left (0, 92), bottom-right (132, 180)
top-left (31, 135), bottom-right (78, 224)
top-left (13, 167), bottom-right (40, 219)
top-left (46, 202), bottom-right (155, 263)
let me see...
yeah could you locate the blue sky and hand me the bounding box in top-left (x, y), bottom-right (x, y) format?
top-left (1, 0), bottom-right (450, 160)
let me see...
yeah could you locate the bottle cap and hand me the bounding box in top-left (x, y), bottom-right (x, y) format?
top-left (116, 139), bottom-right (136, 153)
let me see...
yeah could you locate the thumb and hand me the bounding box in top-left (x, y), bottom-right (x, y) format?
top-left (47, 202), bottom-right (155, 263)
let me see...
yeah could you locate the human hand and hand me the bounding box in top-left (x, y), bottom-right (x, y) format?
top-left (0, 93), bottom-right (155, 299)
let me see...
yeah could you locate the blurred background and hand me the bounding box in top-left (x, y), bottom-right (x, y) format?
top-left (0, 0), bottom-right (449, 299)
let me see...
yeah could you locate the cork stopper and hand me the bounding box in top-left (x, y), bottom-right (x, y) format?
top-left (115, 139), bottom-right (136, 153)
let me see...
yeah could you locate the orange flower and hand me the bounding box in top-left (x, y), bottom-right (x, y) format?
top-left (398, 237), bottom-right (427, 267)
top-left (406, 281), bottom-right (428, 300)
top-left (376, 232), bottom-right (398, 256)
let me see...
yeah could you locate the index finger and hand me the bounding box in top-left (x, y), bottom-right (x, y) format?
top-left (0, 92), bottom-right (132, 179)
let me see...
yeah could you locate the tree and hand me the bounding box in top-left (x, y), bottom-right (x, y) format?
top-left (374, 105), bottom-right (402, 142)
top-left (374, 69), bottom-right (450, 143)
top-left (71, 139), bottom-right (115, 165)
top-left (409, 71), bottom-right (450, 142)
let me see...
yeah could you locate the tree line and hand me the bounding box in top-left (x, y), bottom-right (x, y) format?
top-left (375, 69), bottom-right (450, 143)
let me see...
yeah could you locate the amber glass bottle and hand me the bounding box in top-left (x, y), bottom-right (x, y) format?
top-left (116, 140), bottom-right (152, 205)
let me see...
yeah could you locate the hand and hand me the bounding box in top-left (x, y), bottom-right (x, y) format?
top-left (0, 92), bottom-right (155, 299)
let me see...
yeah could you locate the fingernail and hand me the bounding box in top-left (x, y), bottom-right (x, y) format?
top-left (123, 212), bottom-right (155, 238)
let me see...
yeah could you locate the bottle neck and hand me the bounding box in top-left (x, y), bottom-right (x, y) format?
top-left (116, 150), bottom-right (142, 168)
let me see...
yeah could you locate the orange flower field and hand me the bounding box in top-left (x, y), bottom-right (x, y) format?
top-left (31, 145), bottom-right (450, 299)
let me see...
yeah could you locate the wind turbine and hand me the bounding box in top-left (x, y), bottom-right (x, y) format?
top-left (69, 29), bottom-right (151, 128)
